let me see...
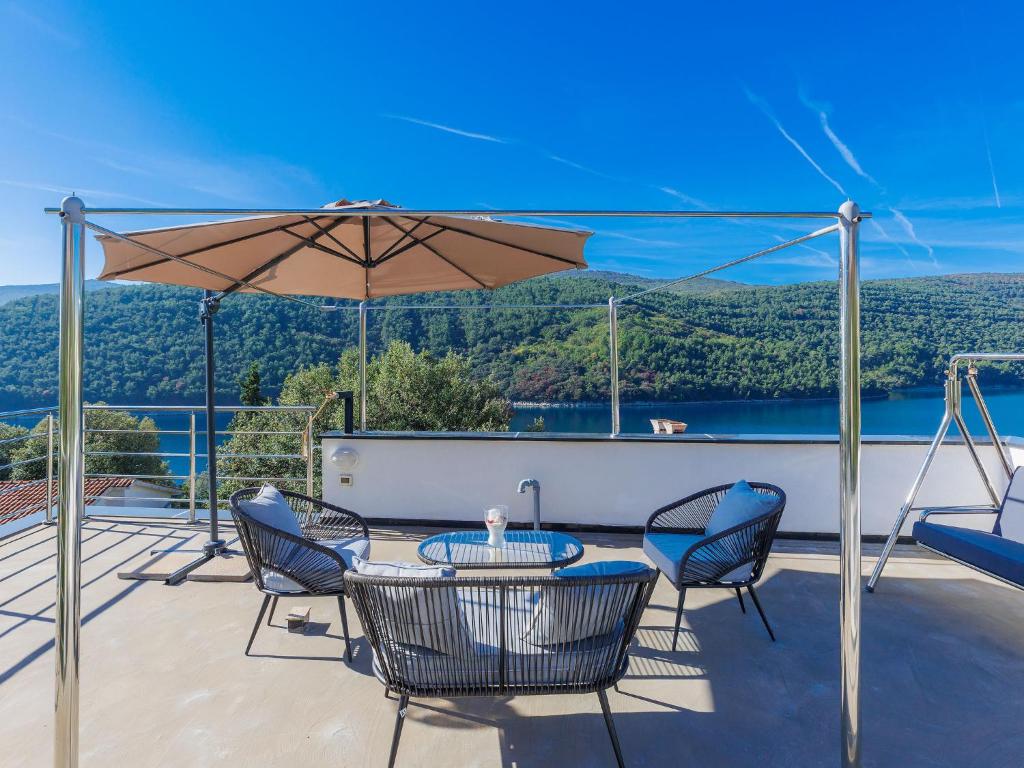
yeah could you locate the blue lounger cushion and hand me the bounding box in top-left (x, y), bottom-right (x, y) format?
top-left (913, 521), bottom-right (1024, 587)
top-left (994, 466), bottom-right (1024, 543)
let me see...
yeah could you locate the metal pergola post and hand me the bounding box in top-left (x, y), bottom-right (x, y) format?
top-left (608, 297), bottom-right (620, 436)
top-left (358, 300), bottom-right (368, 430)
top-left (55, 196), bottom-right (85, 768)
top-left (837, 200), bottom-right (862, 768)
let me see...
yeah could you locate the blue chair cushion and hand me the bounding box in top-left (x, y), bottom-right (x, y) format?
top-left (913, 521), bottom-right (1024, 588)
top-left (642, 533), bottom-right (704, 584)
top-left (554, 560), bottom-right (651, 578)
top-left (237, 484), bottom-right (302, 538)
top-left (704, 480), bottom-right (776, 538)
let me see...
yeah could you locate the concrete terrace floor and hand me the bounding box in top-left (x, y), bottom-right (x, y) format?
top-left (1, 517), bottom-right (1023, 768)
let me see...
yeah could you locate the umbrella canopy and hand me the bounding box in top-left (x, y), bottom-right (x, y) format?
top-left (97, 199), bottom-right (591, 299)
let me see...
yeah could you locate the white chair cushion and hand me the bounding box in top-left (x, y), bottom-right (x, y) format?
top-left (352, 557), bottom-right (474, 657)
top-left (261, 536), bottom-right (370, 593)
top-left (237, 484), bottom-right (302, 538)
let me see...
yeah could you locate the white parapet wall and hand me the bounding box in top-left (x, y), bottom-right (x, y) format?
top-left (321, 432), bottom-right (1021, 537)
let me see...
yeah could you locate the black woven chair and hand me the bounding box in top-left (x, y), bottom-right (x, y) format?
top-left (344, 568), bottom-right (658, 768)
top-left (644, 482), bottom-right (786, 648)
top-left (229, 487), bottom-right (370, 662)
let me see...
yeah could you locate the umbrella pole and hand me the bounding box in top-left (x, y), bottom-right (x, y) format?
top-left (160, 291), bottom-right (241, 584)
top-left (201, 291), bottom-right (226, 554)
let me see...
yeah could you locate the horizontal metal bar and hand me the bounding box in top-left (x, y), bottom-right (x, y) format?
top-left (220, 430), bottom-right (306, 436)
top-left (0, 406), bottom-right (56, 419)
top-left (950, 353), bottom-right (1024, 369)
top-left (81, 430), bottom-right (192, 436)
top-left (83, 451), bottom-right (190, 458)
top-left (46, 207), bottom-right (874, 219)
top-left (215, 476), bottom-right (307, 483)
top-left (323, 302), bottom-right (607, 312)
top-left (0, 455), bottom-right (48, 469)
top-left (85, 473), bottom-right (189, 480)
top-left (82, 499), bottom-right (183, 505)
top-left (79, 404), bottom-right (314, 413)
top-left (0, 433), bottom-right (41, 447)
top-left (216, 453), bottom-right (304, 460)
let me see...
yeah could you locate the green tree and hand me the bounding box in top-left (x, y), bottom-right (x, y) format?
top-left (10, 406), bottom-right (170, 482)
top-left (338, 341), bottom-right (513, 432)
top-left (239, 361), bottom-right (265, 406)
top-left (215, 341), bottom-right (513, 499)
top-left (0, 422), bottom-right (30, 480)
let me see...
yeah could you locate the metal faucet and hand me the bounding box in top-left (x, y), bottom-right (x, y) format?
top-left (517, 478), bottom-right (541, 530)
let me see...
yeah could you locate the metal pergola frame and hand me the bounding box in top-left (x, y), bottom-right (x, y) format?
top-left (48, 198), bottom-right (868, 768)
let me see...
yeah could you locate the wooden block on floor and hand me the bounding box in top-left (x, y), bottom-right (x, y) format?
top-left (185, 553), bottom-right (253, 583)
top-left (287, 606), bottom-right (311, 633)
top-left (118, 552), bottom-right (200, 581)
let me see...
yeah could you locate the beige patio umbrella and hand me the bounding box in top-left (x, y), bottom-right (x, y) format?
top-left (97, 199), bottom-right (590, 298)
top-left (94, 198), bottom-right (591, 577)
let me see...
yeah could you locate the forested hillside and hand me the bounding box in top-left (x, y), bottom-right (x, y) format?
top-left (0, 271), bottom-right (1022, 407)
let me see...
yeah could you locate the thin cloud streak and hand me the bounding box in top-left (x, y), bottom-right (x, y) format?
top-left (5, 2), bottom-right (78, 46)
top-left (0, 179), bottom-right (170, 207)
top-left (799, 90), bottom-right (878, 187)
top-left (983, 130), bottom-right (1002, 208)
top-left (384, 114), bottom-right (506, 143)
top-left (888, 208), bottom-right (938, 268)
top-left (744, 88), bottom-right (847, 197)
top-left (657, 186), bottom-right (712, 209)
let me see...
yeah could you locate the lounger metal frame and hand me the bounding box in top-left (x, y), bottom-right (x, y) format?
top-left (868, 353), bottom-right (1024, 592)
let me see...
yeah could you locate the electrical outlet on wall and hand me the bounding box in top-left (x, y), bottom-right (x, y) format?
top-left (339, 474), bottom-right (354, 487)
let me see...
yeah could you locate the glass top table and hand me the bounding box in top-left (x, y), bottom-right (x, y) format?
top-left (417, 530), bottom-right (585, 570)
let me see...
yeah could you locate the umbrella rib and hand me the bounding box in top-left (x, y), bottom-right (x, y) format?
top-left (417, 220), bottom-right (583, 268)
top-left (371, 228), bottom-right (444, 268)
top-left (375, 216), bottom-right (433, 261)
top-left (85, 221), bottom-right (323, 308)
top-left (303, 217), bottom-right (365, 263)
top-left (103, 216), bottom-right (332, 280)
top-left (279, 226), bottom-right (365, 267)
top-left (221, 218), bottom-right (351, 297)
top-left (378, 217), bottom-right (488, 289)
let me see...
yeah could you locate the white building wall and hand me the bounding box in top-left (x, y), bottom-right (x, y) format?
top-left (322, 433), bottom-right (1020, 537)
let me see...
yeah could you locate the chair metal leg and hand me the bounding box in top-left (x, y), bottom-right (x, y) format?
top-left (337, 595), bottom-right (352, 662)
top-left (388, 694), bottom-right (410, 768)
top-left (245, 594), bottom-right (271, 656)
top-left (672, 588), bottom-right (686, 651)
top-left (746, 585), bottom-right (775, 641)
top-left (597, 689), bottom-right (625, 768)
top-left (267, 595), bottom-right (279, 626)
top-left (735, 587), bottom-right (746, 614)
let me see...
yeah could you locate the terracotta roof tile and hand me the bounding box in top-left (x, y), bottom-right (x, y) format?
top-left (0, 477), bottom-right (134, 524)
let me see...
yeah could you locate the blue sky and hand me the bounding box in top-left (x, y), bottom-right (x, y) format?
top-left (0, 1), bottom-right (1021, 286)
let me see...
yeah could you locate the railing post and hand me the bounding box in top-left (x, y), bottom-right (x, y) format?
top-left (837, 200), bottom-right (862, 768)
top-left (305, 411), bottom-right (315, 497)
top-left (608, 297), bottom-right (620, 436)
top-left (187, 411), bottom-right (197, 524)
top-left (45, 412), bottom-right (55, 524)
top-left (55, 195), bottom-right (85, 768)
top-left (359, 300), bottom-right (368, 431)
